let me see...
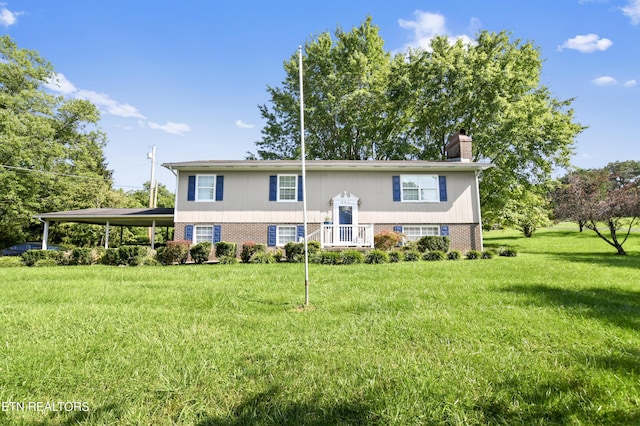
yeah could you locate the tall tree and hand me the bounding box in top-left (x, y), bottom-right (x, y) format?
top-left (553, 167), bottom-right (640, 255)
top-left (0, 36), bottom-right (113, 246)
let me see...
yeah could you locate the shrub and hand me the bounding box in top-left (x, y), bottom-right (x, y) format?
top-left (271, 248), bottom-right (285, 262)
top-left (447, 250), bottom-right (462, 261)
top-left (118, 246), bottom-right (151, 266)
top-left (0, 256), bottom-right (24, 267)
top-left (388, 250), bottom-right (404, 263)
top-left (403, 250), bottom-right (420, 262)
top-left (313, 251), bottom-right (341, 265)
top-left (364, 249), bottom-right (389, 264)
top-left (139, 257), bottom-right (160, 266)
top-left (374, 230), bottom-right (403, 250)
top-left (340, 250), bottom-right (364, 265)
top-left (416, 236), bottom-right (450, 253)
top-left (157, 241), bottom-right (190, 265)
top-left (22, 250), bottom-right (63, 267)
top-left (190, 242), bottom-right (212, 264)
top-left (284, 241), bottom-right (304, 262)
top-left (69, 247), bottom-right (94, 265)
top-left (218, 255), bottom-right (238, 265)
top-left (499, 247), bottom-right (518, 257)
top-left (481, 250), bottom-right (495, 260)
top-left (466, 250), bottom-right (482, 260)
top-left (422, 250), bottom-right (446, 261)
top-left (101, 248), bottom-right (120, 266)
top-left (250, 251), bottom-right (275, 264)
top-left (241, 242), bottom-right (265, 263)
top-left (34, 258), bottom-right (59, 267)
top-left (401, 240), bottom-right (419, 252)
top-left (215, 241), bottom-right (237, 258)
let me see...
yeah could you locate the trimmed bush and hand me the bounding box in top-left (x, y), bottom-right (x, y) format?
top-left (215, 241), bottom-right (237, 258)
top-left (388, 250), bottom-right (404, 263)
top-left (365, 249), bottom-right (389, 264)
top-left (0, 256), bottom-right (24, 267)
top-left (422, 250), bottom-right (446, 261)
top-left (499, 247), bottom-right (518, 257)
top-left (284, 241), bottom-right (321, 263)
top-left (374, 230), bottom-right (403, 250)
top-left (190, 242), bottom-right (212, 264)
top-left (447, 250), bottom-right (462, 261)
top-left (403, 250), bottom-right (420, 262)
top-left (271, 248), bottom-right (285, 262)
top-left (157, 241), bottom-right (190, 265)
top-left (22, 250), bottom-right (63, 267)
top-left (101, 248), bottom-right (120, 266)
top-left (118, 246), bottom-right (150, 266)
top-left (69, 247), bottom-right (94, 265)
top-left (416, 236), bottom-right (450, 253)
top-left (34, 258), bottom-right (59, 267)
top-left (481, 250), bottom-right (495, 260)
top-left (313, 251), bottom-right (341, 265)
top-left (218, 255), bottom-right (238, 265)
top-left (340, 250), bottom-right (365, 265)
top-left (250, 252), bottom-right (275, 264)
top-left (466, 250), bottom-right (482, 260)
top-left (241, 242), bottom-right (265, 263)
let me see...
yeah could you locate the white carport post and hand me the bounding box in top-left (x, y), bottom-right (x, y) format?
top-left (105, 220), bottom-right (110, 249)
top-left (42, 220), bottom-right (49, 250)
top-left (150, 220), bottom-right (156, 250)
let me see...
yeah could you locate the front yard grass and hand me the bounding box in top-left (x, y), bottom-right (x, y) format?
top-left (0, 227), bottom-right (639, 424)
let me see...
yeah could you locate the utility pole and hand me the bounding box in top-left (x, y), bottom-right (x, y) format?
top-left (148, 145), bottom-right (156, 208)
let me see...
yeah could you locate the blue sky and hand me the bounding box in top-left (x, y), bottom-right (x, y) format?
top-left (2, 1), bottom-right (639, 191)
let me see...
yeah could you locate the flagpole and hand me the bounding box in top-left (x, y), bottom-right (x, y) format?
top-left (299, 46), bottom-right (310, 306)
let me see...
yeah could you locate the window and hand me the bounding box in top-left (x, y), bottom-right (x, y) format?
top-left (194, 225), bottom-right (213, 243)
top-left (403, 225), bottom-right (440, 241)
top-left (278, 175), bottom-right (297, 201)
top-left (401, 175), bottom-right (439, 202)
top-left (277, 225), bottom-right (297, 246)
top-left (196, 175), bottom-right (216, 201)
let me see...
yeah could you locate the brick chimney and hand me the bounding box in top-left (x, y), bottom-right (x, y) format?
top-left (446, 129), bottom-right (472, 162)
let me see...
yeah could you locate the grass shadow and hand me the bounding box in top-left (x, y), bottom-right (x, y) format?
top-left (545, 252), bottom-right (640, 269)
top-left (196, 387), bottom-right (378, 425)
top-left (501, 284), bottom-right (640, 331)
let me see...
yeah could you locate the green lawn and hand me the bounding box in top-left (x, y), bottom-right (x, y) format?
top-left (1, 227), bottom-right (639, 425)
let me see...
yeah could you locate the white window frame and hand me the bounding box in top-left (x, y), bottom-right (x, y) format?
top-left (400, 175), bottom-right (439, 203)
top-left (196, 175), bottom-right (216, 202)
top-left (277, 174), bottom-right (298, 202)
top-left (194, 225), bottom-right (214, 244)
top-left (403, 225), bottom-right (440, 241)
top-left (276, 225), bottom-right (297, 246)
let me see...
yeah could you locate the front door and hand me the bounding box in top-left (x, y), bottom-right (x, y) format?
top-left (338, 206), bottom-right (353, 242)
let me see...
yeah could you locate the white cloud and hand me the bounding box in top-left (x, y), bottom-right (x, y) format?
top-left (76, 89), bottom-right (145, 119)
top-left (624, 79), bottom-right (637, 87)
top-left (235, 119), bottom-right (255, 129)
top-left (0, 6), bottom-right (21, 27)
top-left (44, 73), bottom-right (78, 95)
top-left (622, 0), bottom-right (640, 25)
top-left (148, 121), bottom-right (191, 136)
top-left (398, 11), bottom-right (474, 51)
top-left (592, 76), bottom-right (617, 86)
top-left (558, 34), bottom-right (613, 53)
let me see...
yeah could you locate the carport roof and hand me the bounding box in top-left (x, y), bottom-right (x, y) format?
top-left (35, 208), bottom-right (175, 227)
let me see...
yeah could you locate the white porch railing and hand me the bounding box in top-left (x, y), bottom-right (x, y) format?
top-left (306, 224), bottom-right (375, 248)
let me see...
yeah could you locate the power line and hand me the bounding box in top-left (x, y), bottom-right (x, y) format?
top-left (0, 164), bottom-right (144, 190)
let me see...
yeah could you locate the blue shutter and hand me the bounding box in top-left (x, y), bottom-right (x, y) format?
top-left (187, 176), bottom-right (196, 201)
top-left (267, 225), bottom-right (277, 247)
top-left (215, 176), bottom-right (224, 201)
top-left (213, 225), bottom-right (222, 243)
top-left (392, 176), bottom-right (401, 202)
top-left (269, 176), bottom-right (277, 201)
top-left (184, 225), bottom-right (193, 242)
top-left (440, 225), bottom-right (449, 236)
top-left (297, 175), bottom-right (303, 201)
top-left (393, 225), bottom-right (403, 233)
top-left (439, 176), bottom-right (447, 202)
top-left (297, 225), bottom-right (305, 242)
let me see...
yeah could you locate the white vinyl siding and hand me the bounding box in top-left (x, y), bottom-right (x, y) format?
top-left (401, 175), bottom-right (438, 202)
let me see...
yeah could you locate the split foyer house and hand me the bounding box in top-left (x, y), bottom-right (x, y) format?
top-left (163, 132), bottom-right (492, 251)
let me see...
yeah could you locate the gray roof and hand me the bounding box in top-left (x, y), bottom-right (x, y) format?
top-left (35, 208), bottom-right (174, 227)
top-left (162, 159), bottom-right (493, 173)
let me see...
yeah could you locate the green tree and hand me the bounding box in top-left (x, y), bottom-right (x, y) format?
top-left (498, 186), bottom-right (552, 237)
top-left (128, 181), bottom-right (175, 208)
top-left (0, 36), bottom-right (113, 246)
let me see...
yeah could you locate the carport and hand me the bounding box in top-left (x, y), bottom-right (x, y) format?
top-left (34, 208), bottom-right (175, 250)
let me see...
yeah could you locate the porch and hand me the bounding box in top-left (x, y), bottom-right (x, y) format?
top-left (306, 224), bottom-right (375, 248)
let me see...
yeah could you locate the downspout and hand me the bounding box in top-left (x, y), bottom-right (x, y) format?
top-left (37, 217), bottom-right (49, 250)
top-left (475, 170), bottom-right (484, 251)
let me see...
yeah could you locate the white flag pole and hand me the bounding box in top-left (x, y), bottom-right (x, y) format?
top-left (299, 46), bottom-right (310, 306)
